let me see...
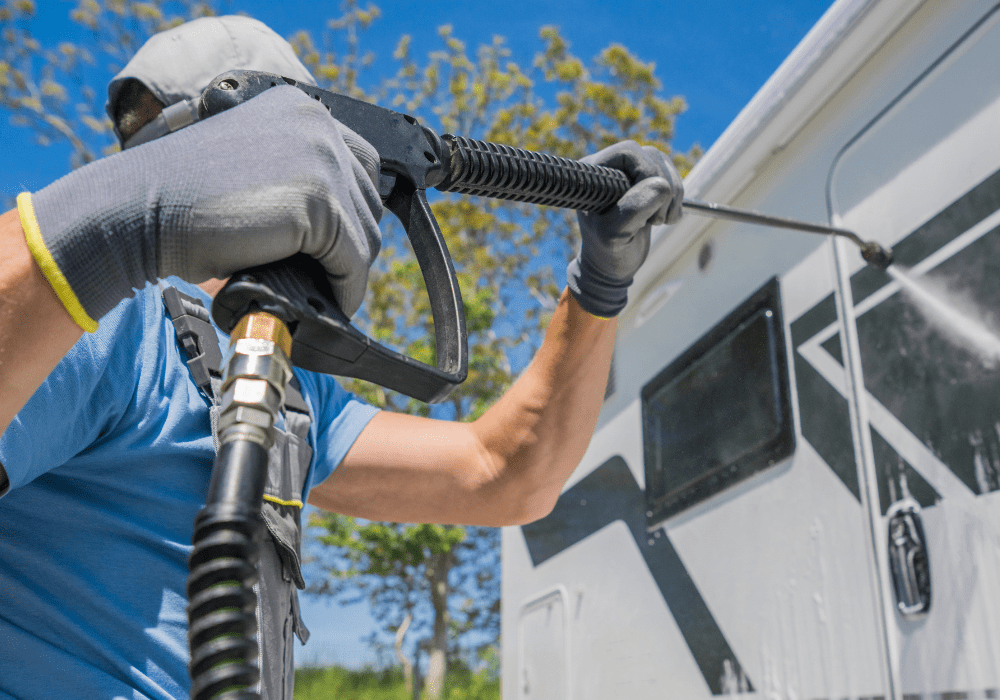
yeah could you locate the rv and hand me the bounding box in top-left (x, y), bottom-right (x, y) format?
top-left (501, 0), bottom-right (1000, 697)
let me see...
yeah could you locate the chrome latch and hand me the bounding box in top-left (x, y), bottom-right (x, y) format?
top-left (887, 498), bottom-right (931, 618)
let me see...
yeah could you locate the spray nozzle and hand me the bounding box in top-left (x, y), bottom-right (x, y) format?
top-left (860, 242), bottom-right (894, 270)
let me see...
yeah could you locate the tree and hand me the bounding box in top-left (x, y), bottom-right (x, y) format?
top-left (308, 518), bottom-right (500, 699)
top-left (302, 6), bottom-right (699, 698)
top-left (1, 1), bottom-right (699, 697)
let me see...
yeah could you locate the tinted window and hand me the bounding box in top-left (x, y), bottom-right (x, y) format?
top-left (642, 279), bottom-right (794, 525)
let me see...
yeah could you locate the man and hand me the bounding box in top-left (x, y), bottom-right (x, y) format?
top-left (0, 15), bottom-right (682, 700)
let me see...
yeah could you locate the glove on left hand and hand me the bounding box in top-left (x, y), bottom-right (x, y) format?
top-left (567, 141), bottom-right (683, 318)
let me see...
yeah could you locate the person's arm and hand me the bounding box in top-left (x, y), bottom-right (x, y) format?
top-left (308, 287), bottom-right (614, 527)
top-left (1, 86), bottom-right (383, 437)
top-left (0, 209), bottom-right (83, 435)
top-left (310, 141), bottom-right (682, 527)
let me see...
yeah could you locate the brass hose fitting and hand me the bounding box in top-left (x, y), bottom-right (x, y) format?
top-left (218, 312), bottom-right (293, 449)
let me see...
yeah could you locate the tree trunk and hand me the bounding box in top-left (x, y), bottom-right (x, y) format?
top-left (413, 646), bottom-right (423, 700)
top-left (394, 613), bottom-right (414, 697)
top-left (425, 552), bottom-right (451, 700)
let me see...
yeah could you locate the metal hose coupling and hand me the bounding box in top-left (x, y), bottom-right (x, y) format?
top-left (217, 312), bottom-right (294, 449)
top-left (187, 312), bottom-right (293, 700)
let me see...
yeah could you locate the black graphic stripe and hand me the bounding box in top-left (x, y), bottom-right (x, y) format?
top-left (851, 166), bottom-right (1000, 305)
top-left (821, 333), bottom-right (844, 366)
top-left (790, 293), bottom-right (837, 348)
top-left (870, 427), bottom-right (940, 515)
top-left (793, 354), bottom-right (860, 500)
top-left (521, 456), bottom-right (753, 694)
top-left (790, 297), bottom-right (860, 501)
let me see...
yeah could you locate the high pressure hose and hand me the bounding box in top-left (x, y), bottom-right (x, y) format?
top-left (187, 313), bottom-right (293, 700)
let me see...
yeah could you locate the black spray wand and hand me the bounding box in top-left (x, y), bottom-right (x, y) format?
top-left (430, 134), bottom-right (894, 271)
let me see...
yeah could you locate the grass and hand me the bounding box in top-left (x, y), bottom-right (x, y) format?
top-left (293, 665), bottom-right (501, 700)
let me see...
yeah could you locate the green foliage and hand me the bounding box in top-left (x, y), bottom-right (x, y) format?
top-left (314, 519), bottom-right (466, 574)
top-left (307, 511), bottom-right (501, 674)
top-left (287, 3), bottom-right (700, 422)
top-left (294, 666), bottom-right (410, 700)
top-left (288, 2), bottom-right (379, 99)
top-left (439, 650), bottom-right (501, 700)
top-left (293, 664), bottom-right (500, 700)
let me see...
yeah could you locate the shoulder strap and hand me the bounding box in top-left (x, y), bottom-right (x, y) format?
top-left (162, 286), bottom-right (224, 451)
top-left (162, 286), bottom-right (223, 400)
top-left (283, 374), bottom-right (310, 416)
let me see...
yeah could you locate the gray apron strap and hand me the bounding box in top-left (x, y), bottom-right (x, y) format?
top-left (161, 286), bottom-right (224, 451)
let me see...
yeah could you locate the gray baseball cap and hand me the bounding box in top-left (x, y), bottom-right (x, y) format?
top-left (107, 15), bottom-right (316, 148)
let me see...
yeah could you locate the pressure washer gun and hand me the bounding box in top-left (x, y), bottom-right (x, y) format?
top-left (184, 69), bottom-right (894, 700)
top-left (201, 69), bottom-right (894, 406)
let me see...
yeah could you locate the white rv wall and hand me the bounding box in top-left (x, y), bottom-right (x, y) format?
top-left (503, 1), bottom-right (1000, 698)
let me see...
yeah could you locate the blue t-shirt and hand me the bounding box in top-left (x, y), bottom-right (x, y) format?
top-left (0, 279), bottom-right (379, 700)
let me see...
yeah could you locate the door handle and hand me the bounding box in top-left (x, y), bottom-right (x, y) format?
top-left (886, 498), bottom-right (932, 617)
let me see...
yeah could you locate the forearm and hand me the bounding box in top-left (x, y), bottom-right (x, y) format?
top-left (312, 287), bottom-right (616, 526)
top-left (318, 140), bottom-right (676, 527)
top-left (0, 208), bottom-right (83, 434)
top-left (471, 288), bottom-right (617, 522)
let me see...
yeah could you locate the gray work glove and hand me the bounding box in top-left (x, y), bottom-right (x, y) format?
top-left (567, 141), bottom-right (683, 318)
top-left (23, 85), bottom-right (381, 330)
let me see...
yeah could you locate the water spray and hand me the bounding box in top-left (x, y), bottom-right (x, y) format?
top-left (683, 199), bottom-right (894, 270)
top-left (886, 266), bottom-right (1000, 363)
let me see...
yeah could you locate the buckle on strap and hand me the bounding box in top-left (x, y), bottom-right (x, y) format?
top-left (162, 286), bottom-right (223, 398)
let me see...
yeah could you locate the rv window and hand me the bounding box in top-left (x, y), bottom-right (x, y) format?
top-left (641, 278), bottom-right (794, 525)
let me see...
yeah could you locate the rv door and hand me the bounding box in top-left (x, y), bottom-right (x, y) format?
top-left (828, 3), bottom-right (1000, 694)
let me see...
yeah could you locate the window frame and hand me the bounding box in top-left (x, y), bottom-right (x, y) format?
top-left (640, 277), bottom-right (795, 527)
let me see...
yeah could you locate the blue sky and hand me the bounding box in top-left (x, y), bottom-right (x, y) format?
top-left (4, 0), bottom-right (834, 196)
top-left (245, 0), bottom-right (835, 156)
top-left (3, 0), bottom-right (835, 669)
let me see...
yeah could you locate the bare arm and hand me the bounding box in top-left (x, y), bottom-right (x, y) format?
top-left (308, 287), bottom-right (616, 527)
top-left (309, 140), bottom-right (680, 527)
top-left (0, 208), bottom-right (83, 435)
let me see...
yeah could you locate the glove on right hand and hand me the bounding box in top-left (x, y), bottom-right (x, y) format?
top-left (567, 141), bottom-right (683, 318)
top-left (19, 85), bottom-right (382, 331)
